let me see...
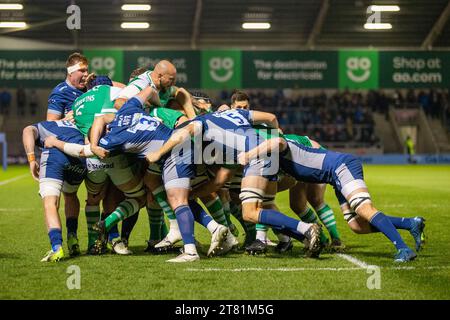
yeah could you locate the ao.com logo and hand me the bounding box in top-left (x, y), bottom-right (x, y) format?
top-left (91, 57), bottom-right (116, 78)
top-left (209, 57), bottom-right (235, 82)
top-left (346, 57), bottom-right (372, 83)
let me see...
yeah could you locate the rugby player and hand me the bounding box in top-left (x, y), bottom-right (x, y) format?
top-left (22, 120), bottom-right (86, 262)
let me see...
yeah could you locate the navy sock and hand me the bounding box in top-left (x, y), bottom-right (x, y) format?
top-left (48, 228), bottom-right (63, 252)
top-left (259, 209), bottom-right (301, 234)
top-left (175, 205), bottom-right (195, 245)
top-left (189, 200), bottom-right (213, 228)
top-left (386, 216), bottom-right (412, 230)
top-left (271, 226), bottom-right (305, 242)
top-left (370, 212), bottom-right (408, 250)
top-left (66, 218), bottom-right (78, 236)
top-left (121, 211), bottom-right (139, 241)
top-left (108, 224), bottom-right (120, 242)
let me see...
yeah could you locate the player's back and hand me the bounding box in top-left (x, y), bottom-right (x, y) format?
top-left (34, 120), bottom-right (84, 148)
top-left (72, 85), bottom-right (121, 137)
top-left (281, 139), bottom-right (353, 184)
top-left (100, 98), bottom-right (173, 158)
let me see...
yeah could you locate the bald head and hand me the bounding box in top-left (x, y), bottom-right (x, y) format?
top-left (153, 60), bottom-right (177, 90)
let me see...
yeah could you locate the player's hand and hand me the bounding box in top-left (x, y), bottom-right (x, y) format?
top-left (146, 152), bottom-right (161, 164)
top-left (83, 72), bottom-right (96, 87)
top-left (218, 104), bottom-right (230, 112)
top-left (29, 161), bottom-right (40, 181)
top-left (237, 152), bottom-right (249, 166)
top-left (44, 136), bottom-right (58, 149)
top-left (91, 145), bottom-right (109, 159)
top-left (63, 110), bottom-right (75, 123)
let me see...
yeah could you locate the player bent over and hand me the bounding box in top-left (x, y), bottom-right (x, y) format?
top-left (23, 120), bottom-right (86, 262)
top-left (239, 134), bottom-right (426, 262)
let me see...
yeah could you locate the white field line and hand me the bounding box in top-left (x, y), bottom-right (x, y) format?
top-left (185, 266), bottom-right (450, 272)
top-left (185, 267), bottom-right (362, 272)
top-left (0, 174), bottom-right (28, 186)
top-left (0, 208), bottom-right (35, 212)
top-left (336, 253), bottom-right (371, 269)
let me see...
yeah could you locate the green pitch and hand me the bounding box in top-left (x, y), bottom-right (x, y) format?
top-left (1, 165), bottom-right (449, 299)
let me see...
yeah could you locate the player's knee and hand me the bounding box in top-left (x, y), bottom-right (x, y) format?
top-left (123, 180), bottom-right (146, 199)
top-left (307, 194), bottom-right (323, 208)
top-left (348, 192), bottom-right (372, 212)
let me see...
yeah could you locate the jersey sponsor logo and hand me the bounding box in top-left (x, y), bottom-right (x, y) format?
top-left (87, 162), bottom-right (114, 170)
top-left (65, 164), bottom-right (86, 175)
top-left (99, 138), bottom-right (108, 145)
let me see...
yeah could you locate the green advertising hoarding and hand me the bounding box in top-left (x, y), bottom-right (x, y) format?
top-left (201, 50), bottom-right (242, 89)
top-left (379, 51), bottom-right (450, 88)
top-left (123, 51), bottom-right (200, 88)
top-left (83, 49), bottom-right (124, 83)
top-left (242, 51), bottom-right (338, 88)
top-left (339, 50), bottom-right (379, 89)
top-left (0, 50), bottom-right (71, 87)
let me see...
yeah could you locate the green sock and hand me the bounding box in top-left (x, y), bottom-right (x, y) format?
top-left (205, 196), bottom-right (228, 227)
top-left (152, 186), bottom-right (176, 220)
top-left (298, 207), bottom-right (329, 244)
top-left (147, 206), bottom-right (164, 241)
top-left (222, 199), bottom-right (233, 227)
top-left (85, 205), bottom-right (100, 248)
top-left (105, 199), bottom-right (139, 232)
top-left (315, 203), bottom-right (340, 240)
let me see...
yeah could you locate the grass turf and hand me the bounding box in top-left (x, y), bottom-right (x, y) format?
top-left (0, 165), bottom-right (449, 300)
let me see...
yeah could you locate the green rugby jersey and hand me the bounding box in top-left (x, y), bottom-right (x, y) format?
top-left (72, 85), bottom-right (121, 137)
top-left (149, 107), bottom-right (184, 129)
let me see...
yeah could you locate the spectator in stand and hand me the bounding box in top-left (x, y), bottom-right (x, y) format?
top-left (0, 88), bottom-right (12, 115)
top-left (29, 89), bottom-right (39, 116)
top-left (418, 90), bottom-right (430, 115)
top-left (17, 86), bottom-right (26, 116)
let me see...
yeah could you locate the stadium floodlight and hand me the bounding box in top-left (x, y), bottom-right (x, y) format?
top-left (0, 3), bottom-right (23, 10)
top-left (364, 23), bottom-right (392, 30)
top-left (369, 5), bottom-right (400, 12)
top-left (0, 21), bottom-right (27, 28)
top-left (121, 22), bottom-right (149, 29)
top-left (242, 22), bottom-right (271, 30)
top-left (121, 4), bottom-right (151, 11)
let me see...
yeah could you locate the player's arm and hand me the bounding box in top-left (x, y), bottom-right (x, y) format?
top-left (173, 87), bottom-right (196, 119)
top-left (22, 125), bottom-right (40, 181)
top-left (145, 121), bottom-right (200, 163)
top-left (114, 74), bottom-right (150, 109)
top-left (89, 114), bottom-right (115, 158)
top-left (250, 110), bottom-right (279, 129)
top-left (112, 81), bottom-right (126, 88)
top-left (238, 137), bottom-right (287, 166)
top-left (190, 166), bottom-right (236, 199)
top-left (47, 92), bottom-right (64, 121)
top-left (44, 136), bottom-right (94, 158)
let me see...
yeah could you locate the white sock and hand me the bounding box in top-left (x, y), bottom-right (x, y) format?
top-left (169, 219), bottom-right (179, 231)
top-left (184, 243), bottom-right (197, 255)
top-left (256, 230), bottom-right (267, 242)
top-left (206, 220), bottom-right (220, 234)
top-left (297, 221), bottom-right (312, 234)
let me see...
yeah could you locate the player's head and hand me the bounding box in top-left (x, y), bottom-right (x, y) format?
top-left (66, 52), bottom-right (89, 90)
top-left (191, 91), bottom-right (213, 114)
top-left (231, 90), bottom-right (250, 109)
top-left (86, 75), bottom-right (112, 90)
top-left (129, 67), bottom-right (147, 82)
top-left (154, 60), bottom-right (177, 90)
